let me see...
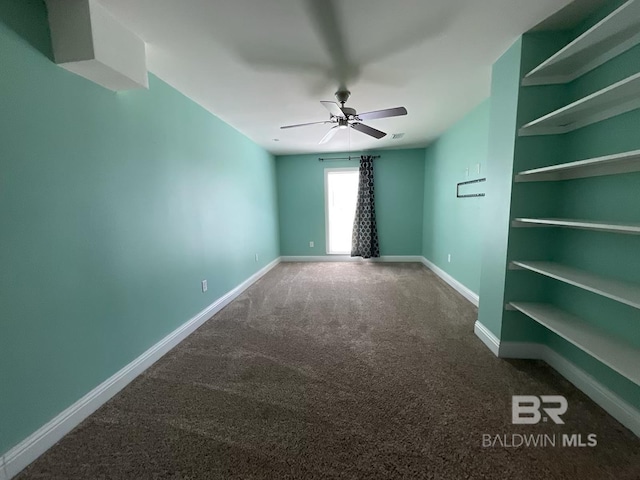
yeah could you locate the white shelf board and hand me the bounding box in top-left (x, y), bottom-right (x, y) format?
top-left (512, 218), bottom-right (640, 235)
top-left (519, 72), bottom-right (640, 136)
top-left (509, 302), bottom-right (640, 385)
top-left (510, 261), bottom-right (640, 310)
top-left (523, 0), bottom-right (640, 86)
top-left (515, 149), bottom-right (640, 182)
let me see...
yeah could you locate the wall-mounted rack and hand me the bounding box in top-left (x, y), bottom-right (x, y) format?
top-left (318, 155), bottom-right (380, 162)
top-left (518, 72), bottom-right (640, 136)
top-left (457, 177), bottom-right (486, 198)
top-left (515, 149), bottom-right (640, 182)
top-left (510, 260), bottom-right (640, 310)
top-left (512, 217), bottom-right (640, 235)
top-left (508, 302), bottom-right (640, 385)
top-left (522, 0), bottom-right (640, 86)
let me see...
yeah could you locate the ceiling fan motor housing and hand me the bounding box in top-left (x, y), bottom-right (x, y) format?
top-left (341, 107), bottom-right (356, 117)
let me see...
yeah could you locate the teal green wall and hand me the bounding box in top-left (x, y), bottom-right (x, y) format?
top-left (476, 39), bottom-right (525, 337)
top-left (0, 1), bottom-right (279, 455)
top-left (478, 32), bottom-right (570, 342)
top-left (422, 100), bottom-right (490, 295)
top-left (276, 149), bottom-right (425, 256)
top-left (500, 32), bottom-right (569, 345)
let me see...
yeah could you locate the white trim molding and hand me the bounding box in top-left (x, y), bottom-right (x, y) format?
top-left (421, 257), bottom-right (479, 306)
top-left (474, 320), bottom-right (500, 356)
top-left (281, 255), bottom-right (424, 263)
top-left (0, 257), bottom-right (282, 480)
top-left (473, 321), bottom-right (640, 438)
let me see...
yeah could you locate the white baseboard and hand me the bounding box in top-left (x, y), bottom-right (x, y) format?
top-left (472, 323), bottom-right (640, 438)
top-left (0, 257), bottom-right (282, 480)
top-left (473, 320), bottom-right (500, 356)
top-left (281, 255), bottom-right (424, 263)
top-left (421, 257), bottom-right (479, 307)
top-left (542, 346), bottom-right (640, 438)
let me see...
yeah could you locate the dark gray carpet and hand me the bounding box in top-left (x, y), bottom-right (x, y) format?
top-left (17, 263), bottom-right (640, 479)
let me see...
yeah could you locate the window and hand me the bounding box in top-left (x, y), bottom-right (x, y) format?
top-left (325, 168), bottom-right (359, 254)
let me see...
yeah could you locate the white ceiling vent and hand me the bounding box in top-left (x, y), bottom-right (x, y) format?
top-left (391, 133), bottom-right (405, 140)
top-left (45, 0), bottom-right (148, 91)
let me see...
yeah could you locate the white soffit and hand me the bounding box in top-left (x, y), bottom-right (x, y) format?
top-left (46, 0), bottom-right (148, 91)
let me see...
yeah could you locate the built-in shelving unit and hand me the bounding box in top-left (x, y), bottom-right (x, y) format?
top-left (519, 72), bottom-right (640, 136)
top-left (510, 261), bottom-right (640, 309)
top-left (512, 218), bottom-right (640, 235)
top-left (523, 0), bottom-right (640, 86)
top-left (509, 302), bottom-right (640, 385)
top-left (515, 149), bottom-right (640, 182)
top-left (503, 1), bottom-right (640, 427)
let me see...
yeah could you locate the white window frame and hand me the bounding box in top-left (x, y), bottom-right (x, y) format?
top-left (324, 167), bottom-right (359, 255)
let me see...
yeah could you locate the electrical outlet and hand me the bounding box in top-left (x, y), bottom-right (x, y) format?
top-left (255, 253), bottom-right (259, 262)
top-left (476, 163), bottom-right (482, 174)
top-left (447, 254), bottom-right (451, 263)
top-left (465, 167), bottom-right (470, 177)
top-left (309, 241), bottom-right (314, 248)
top-left (201, 280), bottom-right (208, 293)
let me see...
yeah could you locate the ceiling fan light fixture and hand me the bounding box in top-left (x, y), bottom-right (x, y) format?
top-left (280, 92), bottom-right (407, 144)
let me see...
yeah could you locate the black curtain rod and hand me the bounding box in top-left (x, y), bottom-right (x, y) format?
top-left (318, 155), bottom-right (381, 162)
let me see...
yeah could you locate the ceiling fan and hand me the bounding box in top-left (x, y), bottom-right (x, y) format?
top-left (281, 90), bottom-right (407, 144)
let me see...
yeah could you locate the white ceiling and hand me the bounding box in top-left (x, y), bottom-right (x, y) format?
top-left (99, 0), bottom-right (576, 155)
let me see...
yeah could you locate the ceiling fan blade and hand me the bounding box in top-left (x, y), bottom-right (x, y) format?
top-left (303, 0), bottom-right (350, 89)
top-left (281, 120), bottom-right (332, 129)
top-left (351, 123), bottom-right (386, 139)
top-left (357, 107), bottom-right (408, 121)
top-left (319, 126), bottom-right (339, 144)
top-left (320, 101), bottom-right (345, 118)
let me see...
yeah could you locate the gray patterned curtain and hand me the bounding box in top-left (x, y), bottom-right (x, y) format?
top-left (351, 155), bottom-right (380, 259)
